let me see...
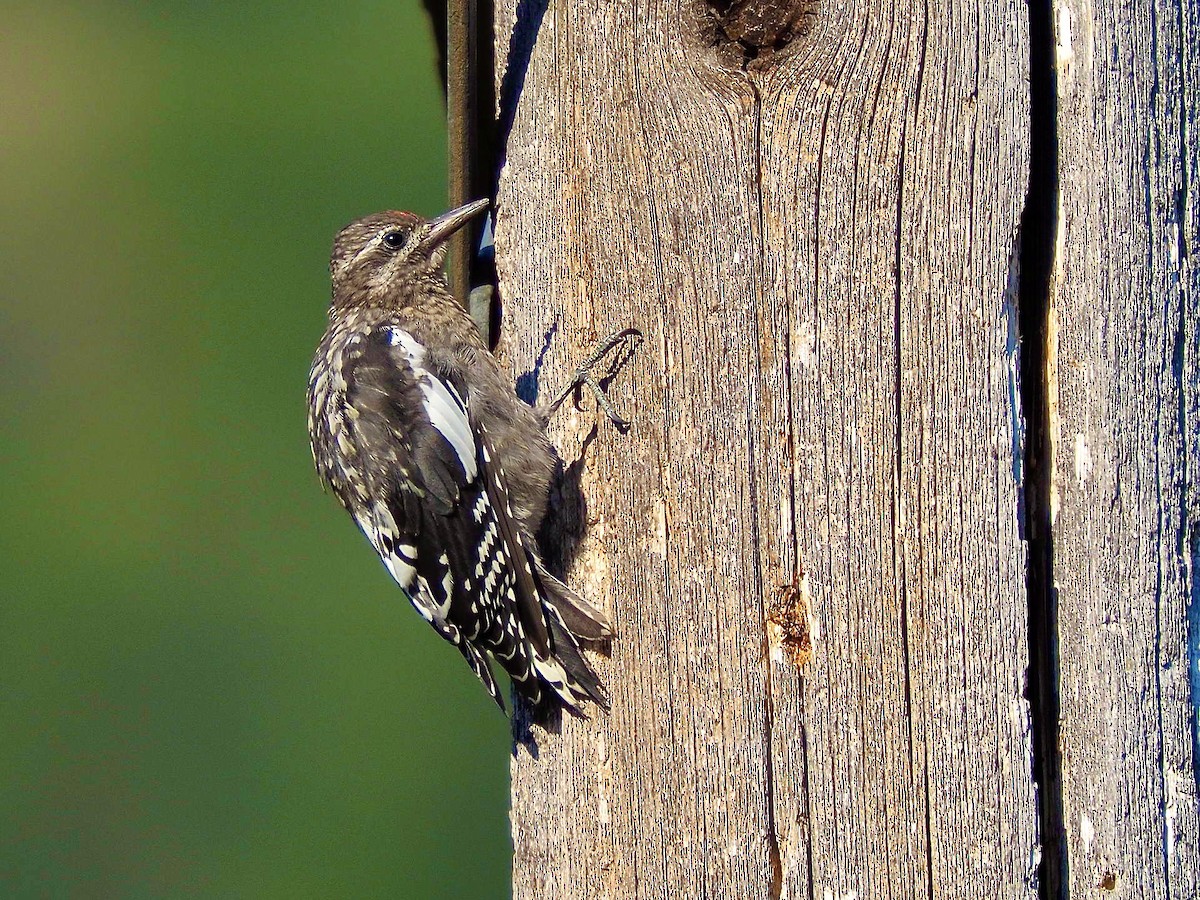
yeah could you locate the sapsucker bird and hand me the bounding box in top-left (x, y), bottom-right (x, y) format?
top-left (307, 199), bottom-right (626, 713)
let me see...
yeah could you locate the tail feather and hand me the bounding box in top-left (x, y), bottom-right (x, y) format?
top-left (532, 561), bottom-right (615, 641)
top-left (458, 640), bottom-right (506, 712)
top-left (530, 606), bottom-right (610, 713)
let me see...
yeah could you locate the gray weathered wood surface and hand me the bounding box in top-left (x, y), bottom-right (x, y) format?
top-left (494, 2), bottom-right (1041, 897)
top-left (1052, 2), bottom-right (1200, 896)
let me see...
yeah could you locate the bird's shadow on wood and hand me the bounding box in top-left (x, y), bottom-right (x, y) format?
top-left (513, 324), bottom-right (627, 757)
top-left (496, 0), bottom-right (551, 175)
top-left (497, 1), bottom-right (621, 758)
top-left (511, 426), bottom-right (606, 759)
top-left (539, 427), bottom-right (597, 579)
top-left (514, 320), bottom-right (557, 404)
top-left (511, 694), bottom-right (557, 757)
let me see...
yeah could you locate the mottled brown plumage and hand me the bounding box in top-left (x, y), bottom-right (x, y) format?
top-left (307, 200), bottom-right (615, 712)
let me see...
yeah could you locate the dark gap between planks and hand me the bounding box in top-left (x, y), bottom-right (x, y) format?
top-left (1020, 0), bottom-right (1067, 897)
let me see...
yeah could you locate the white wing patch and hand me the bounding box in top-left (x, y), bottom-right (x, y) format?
top-left (418, 378), bottom-right (476, 479)
top-left (386, 327), bottom-right (478, 480)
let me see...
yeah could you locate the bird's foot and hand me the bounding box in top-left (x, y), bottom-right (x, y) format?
top-left (546, 327), bottom-right (643, 431)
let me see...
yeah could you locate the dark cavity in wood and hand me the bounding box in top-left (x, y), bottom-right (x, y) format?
top-left (696, 0), bottom-right (818, 64)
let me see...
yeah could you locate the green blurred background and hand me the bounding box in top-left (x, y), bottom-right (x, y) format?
top-left (0, 2), bottom-right (511, 896)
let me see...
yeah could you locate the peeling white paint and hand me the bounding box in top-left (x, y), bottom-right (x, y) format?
top-left (1055, 1), bottom-right (1075, 67)
top-left (1047, 264), bottom-right (1062, 526)
top-left (1080, 812), bottom-right (1094, 852)
top-left (1166, 770), bottom-right (1183, 861)
top-left (797, 321), bottom-right (816, 368)
top-left (648, 496), bottom-right (667, 558)
top-left (1074, 433), bottom-right (1093, 487)
top-left (767, 626), bottom-right (786, 665)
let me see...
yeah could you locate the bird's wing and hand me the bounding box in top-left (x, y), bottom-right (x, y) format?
top-left (346, 327), bottom-right (475, 512)
top-left (343, 325), bottom-right (559, 709)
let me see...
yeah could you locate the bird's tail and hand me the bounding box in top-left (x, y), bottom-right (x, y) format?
top-left (533, 561), bottom-right (614, 640)
top-left (531, 608), bottom-right (610, 713)
top-left (528, 563), bottom-right (612, 712)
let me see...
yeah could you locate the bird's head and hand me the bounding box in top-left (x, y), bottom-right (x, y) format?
top-left (329, 199), bottom-right (488, 305)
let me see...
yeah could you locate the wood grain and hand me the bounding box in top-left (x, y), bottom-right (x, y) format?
top-left (1052, 2), bottom-right (1200, 895)
top-left (759, 4), bottom-right (1039, 896)
top-left (495, 1), bottom-right (1038, 896)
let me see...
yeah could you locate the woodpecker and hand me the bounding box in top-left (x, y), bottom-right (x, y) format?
top-left (307, 199), bottom-right (637, 713)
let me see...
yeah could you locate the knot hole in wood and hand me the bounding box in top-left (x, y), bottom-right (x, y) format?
top-left (697, 0), bottom-right (819, 64)
top-left (766, 575), bottom-right (813, 668)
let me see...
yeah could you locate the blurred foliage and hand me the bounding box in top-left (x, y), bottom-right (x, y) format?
top-left (0, 2), bottom-right (511, 896)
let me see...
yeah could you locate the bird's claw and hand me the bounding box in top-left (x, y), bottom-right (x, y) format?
top-left (548, 327), bottom-right (643, 430)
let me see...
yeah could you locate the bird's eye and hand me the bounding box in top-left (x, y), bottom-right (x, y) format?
top-left (381, 230), bottom-right (408, 250)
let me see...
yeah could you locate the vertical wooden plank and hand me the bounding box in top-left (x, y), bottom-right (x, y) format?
top-left (759, 2), bottom-right (1038, 897)
top-left (1052, 1), bottom-right (1200, 895)
top-left (496, 2), bottom-right (775, 896)
top-left (498, 1), bottom-right (1038, 897)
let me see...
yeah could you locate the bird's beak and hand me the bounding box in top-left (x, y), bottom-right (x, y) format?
top-left (421, 199), bottom-right (490, 252)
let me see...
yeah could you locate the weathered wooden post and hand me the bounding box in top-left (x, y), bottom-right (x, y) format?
top-left (1052, 2), bottom-right (1200, 895)
top-left (490, 1), bottom-right (1199, 896)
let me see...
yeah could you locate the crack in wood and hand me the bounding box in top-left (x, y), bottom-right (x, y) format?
top-left (745, 75), bottom-right (788, 900)
top-left (1020, 0), bottom-right (1066, 897)
top-left (1167, 0), bottom-right (1200, 816)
